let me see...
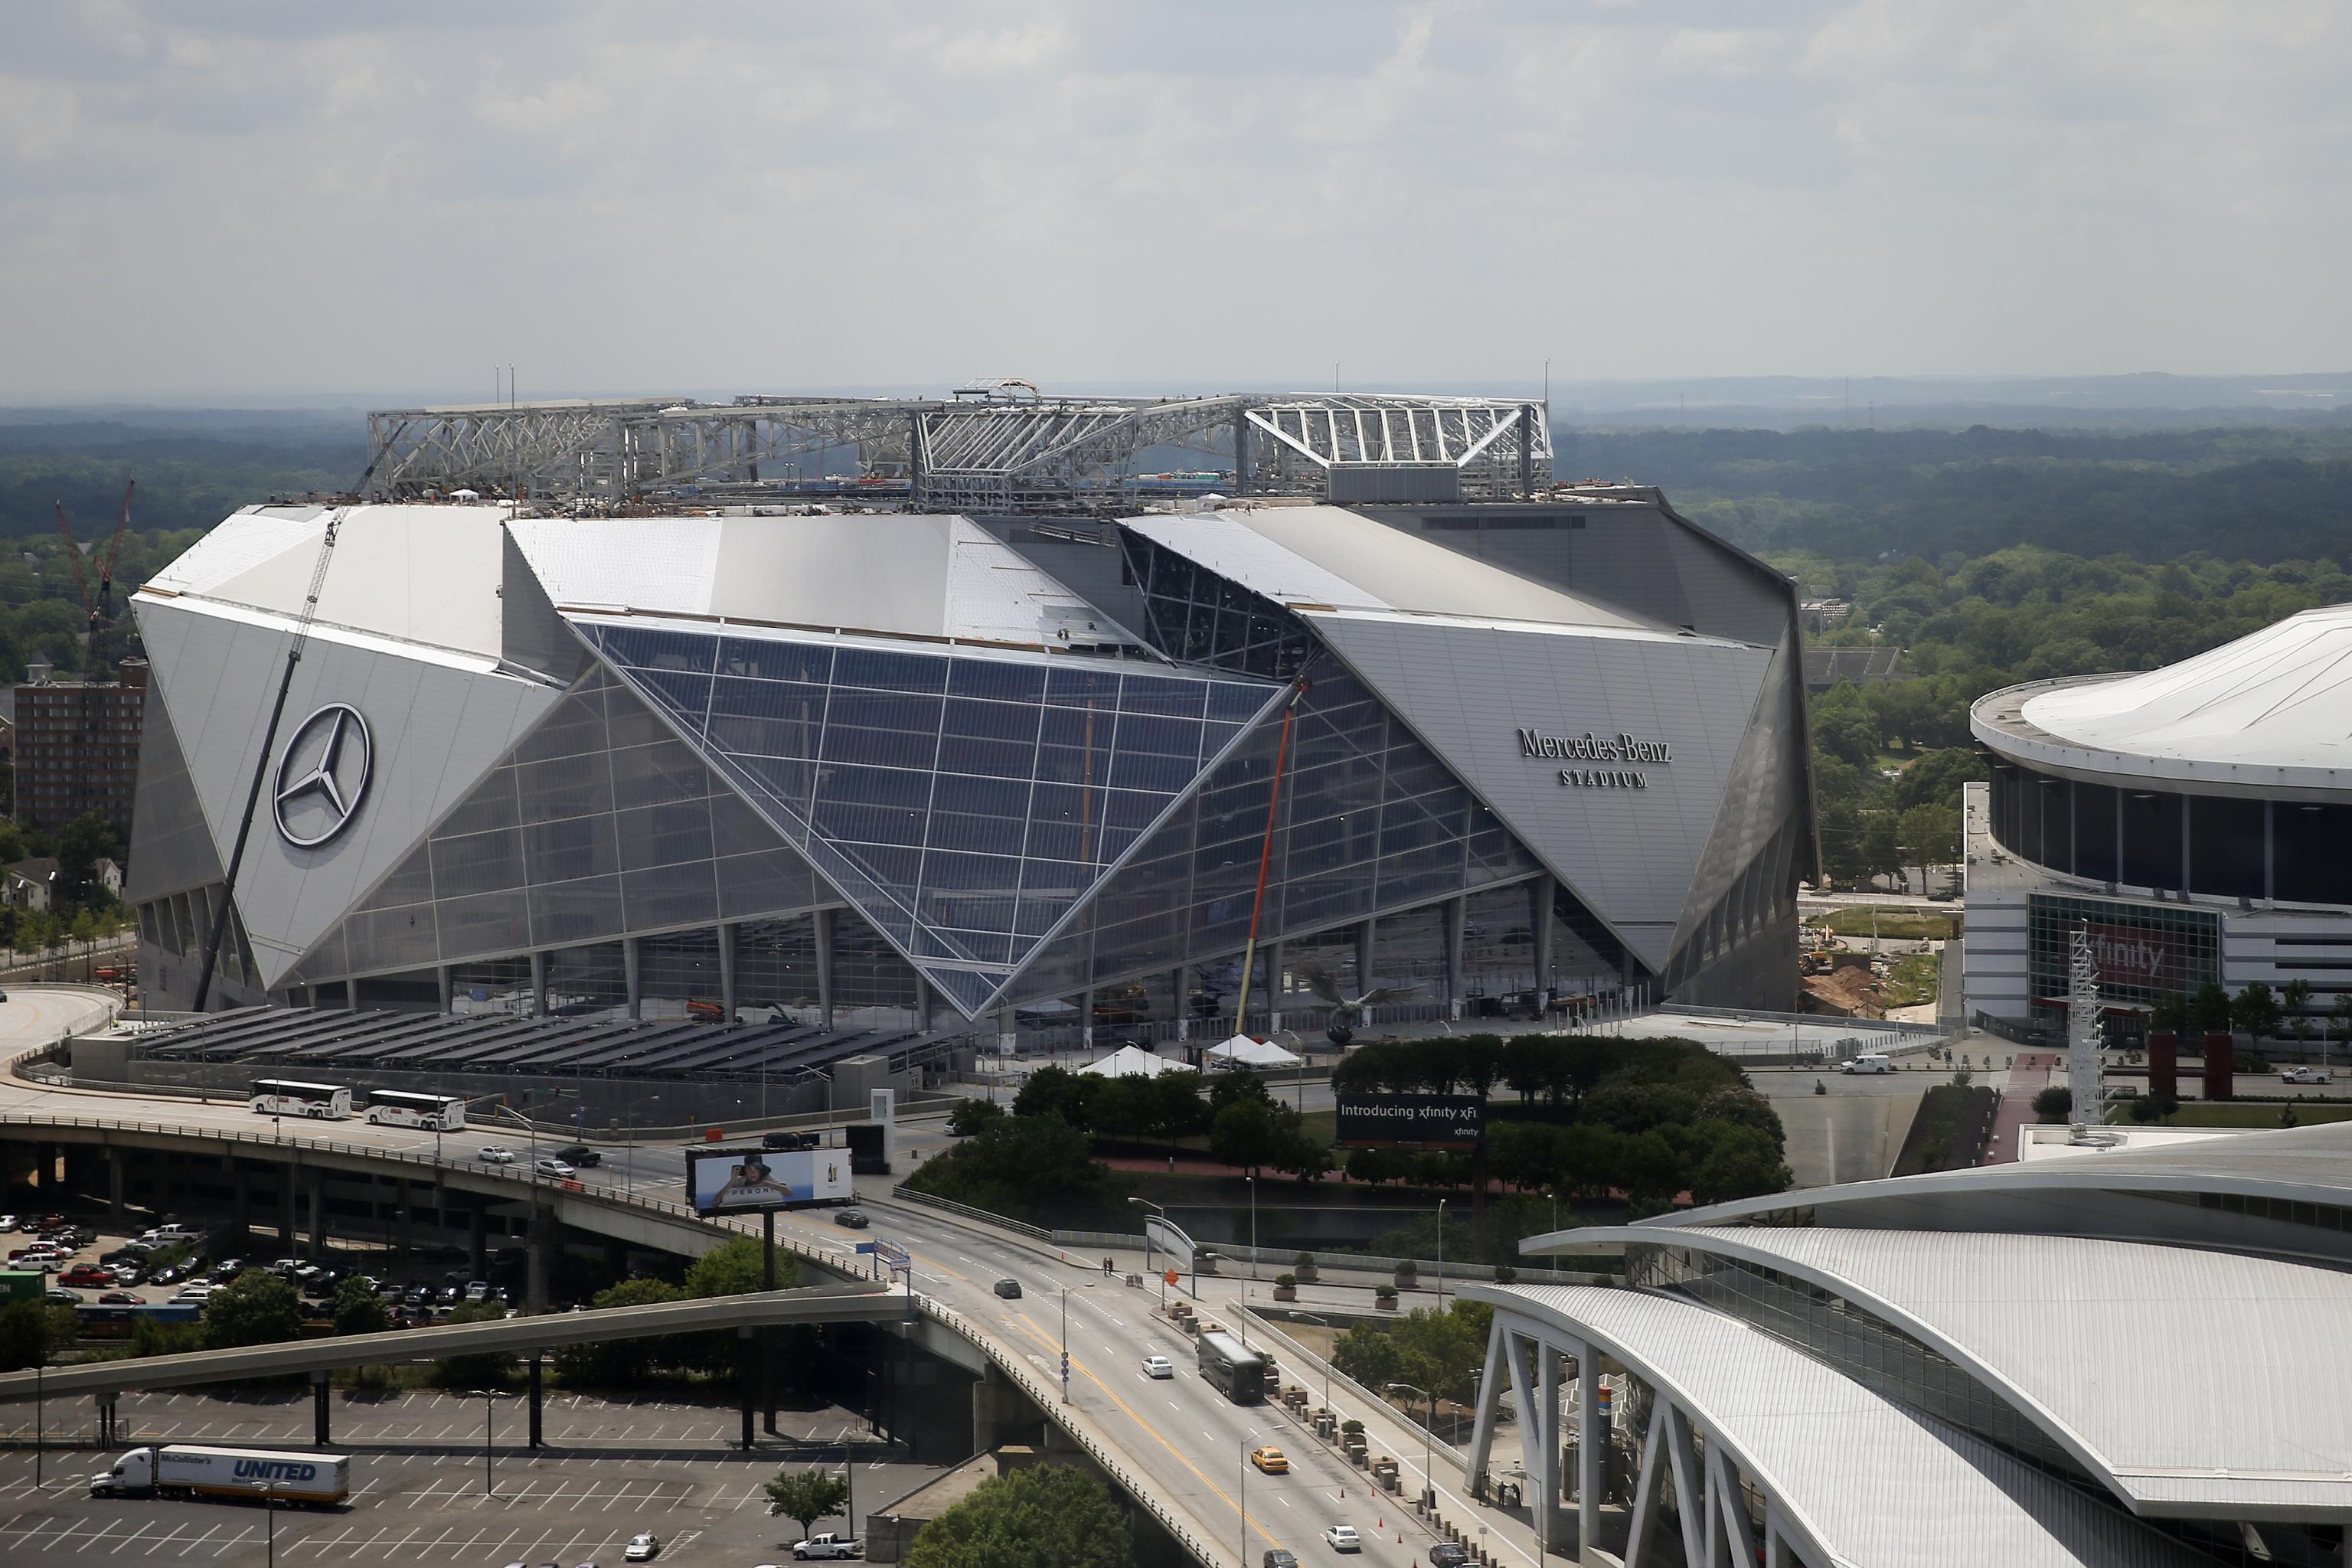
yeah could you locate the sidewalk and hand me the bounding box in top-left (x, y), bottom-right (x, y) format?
top-left (1981, 1052), bottom-right (2055, 1165)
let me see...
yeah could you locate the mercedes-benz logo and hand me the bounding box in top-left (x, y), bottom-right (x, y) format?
top-left (273, 704), bottom-right (373, 849)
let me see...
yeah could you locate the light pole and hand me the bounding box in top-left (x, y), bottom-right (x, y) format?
top-left (1238, 1423), bottom-right (1281, 1568)
top-left (469, 1388), bottom-right (514, 1496)
top-left (248, 1478), bottom-right (277, 1567)
top-left (1388, 1381), bottom-right (1438, 1509)
top-left (1130, 1196), bottom-right (1194, 1299)
top-left (31, 1361), bottom-right (41, 1490)
top-left (1436, 1197), bottom-right (1448, 1314)
top-left (1058, 1285), bottom-right (1071, 1403)
top-left (1248, 1175), bottom-right (1259, 1284)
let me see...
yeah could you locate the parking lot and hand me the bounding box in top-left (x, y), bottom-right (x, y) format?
top-left (0, 1391), bottom-right (942, 1565)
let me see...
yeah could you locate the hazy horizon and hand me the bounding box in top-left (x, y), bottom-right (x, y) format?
top-left (6, 2), bottom-right (2349, 400)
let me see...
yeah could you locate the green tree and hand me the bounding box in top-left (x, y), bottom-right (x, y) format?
top-left (2032, 1086), bottom-right (2074, 1124)
top-left (0, 1298), bottom-right (51, 1370)
top-left (1331, 1300), bottom-right (1493, 1407)
top-left (1011, 1066), bottom-right (1093, 1127)
top-left (685, 1233), bottom-right (796, 1298)
top-left (201, 1267), bottom-right (304, 1351)
top-left (902, 1112), bottom-right (1118, 1227)
top-left (2233, 982), bottom-right (2283, 1044)
top-left (54, 811), bottom-right (122, 911)
top-left (1208, 1096), bottom-right (1299, 1178)
top-left (945, 1098), bottom-right (1006, 1137)
top-left (764, 1466), bottom-right (851, 1539)
top-left (332, 1275), bottom-right (390, 1338)
top-left (2282, 978), bottom-right (2314, 1040)
top-left (1686, 1121), bottom-right (1791, 1206)
top-left (2190, 982), bottom-right (2235, 1035)
top-left (551, 1278), bottom-right (684, 1387)
top-left (1896, 802), bottom-right (1962, 893)
top-left (903, 1462), bottom-right (1131, 1568)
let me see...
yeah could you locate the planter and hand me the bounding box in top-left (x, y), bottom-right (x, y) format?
top-left (1375, 1292), bottom-right (1398, 1311)
top-left (1393, 1266), bottom-right (1419, 1289)
top-left (1293, 1256), bottom-right (1319, 1284)
top-left (1272, 1285), bottom-right (1298, 1302)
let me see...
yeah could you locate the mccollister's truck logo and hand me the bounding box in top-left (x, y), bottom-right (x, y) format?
top-left (1517, 727), bottom-right (1671, 789)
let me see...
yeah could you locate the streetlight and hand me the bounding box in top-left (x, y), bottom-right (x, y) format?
top-left (1238, 1423), bottom-right (1282, 1568)
top-left (1292, 1312), bottom-right (1334, 1419)
top-left (1387, 1382), bottom-right (1438, 1509)
top-left (467, 1389), bottom-right (514, 1496)
top-left (1129, 1197), bottom-right (1194, 1299)
top-left (1436, 1197), bottom-right (1448, 1315)
top-left (247, 1478), bottom-right (278, 1567)
top-left (31, 1361), bottom-right (41, 1490)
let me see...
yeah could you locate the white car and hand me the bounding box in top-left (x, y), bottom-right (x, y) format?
top-left (1324, 1524), bottom-right (1361, 1553)
top-left (533, 1158), bottom-right (577, 1178)
top-left (2282, 1067), bottom-right (2333, 1084)
top-left (625, 1534), bottom-right (660, 1561)
top-left (1141, 1354), bottom-right (1174, 1379)
top-left (477, 1146), bottom-right (518, 1165)
top-left (0, 1215), bottom-right (16, 1233)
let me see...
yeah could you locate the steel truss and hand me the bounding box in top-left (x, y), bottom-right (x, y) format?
top-left (1467, 1308), bottom-right (1826, 1568)
top-left (366, 390), bottom-right (1551, 512)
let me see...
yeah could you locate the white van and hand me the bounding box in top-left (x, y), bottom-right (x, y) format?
top-left (1841, 1053), bottom-right (1895, 1075)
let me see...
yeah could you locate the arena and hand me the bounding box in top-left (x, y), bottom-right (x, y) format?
top-left (124, 391), bottom-right (1817, 1065)
top-left (1965, 602), bottom-right (2352, 1037)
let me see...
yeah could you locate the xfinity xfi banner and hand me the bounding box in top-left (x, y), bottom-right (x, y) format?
top-left (1334, 1094), bottom-right (1486, 1149)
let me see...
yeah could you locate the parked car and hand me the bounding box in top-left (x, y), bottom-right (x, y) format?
top-left (992, 1279), bottom-right (1022, 1299)
top-left (1430, 1546), bottom-right (1472, 1568)
top-left (44, 1288), bottom-right (80, 1305)
top-left (533, 1158), bottom-right (577, 1179)
top-left (465, 1282), bottom-right (491, 1303)
top-left (1323, 1525), bottom-right (1361, 1553)
top-left (478, 1146), bottom-right (518, 1165)
top-left (832, 1209), bottom-right (869, 1229)
top-left (763, 1131), bottom-right (818, 1152)
top-left (2282, 1066), bottom-right (2333, 1084)
top-left (552, 1145), bottom-right (601, 1168)
top-left (624, 1534), bottom-right (660, 1561)
top-left (0, 1215), bottom-right (17, 1233)
top-left (211, 1259), bottom-right (245, 1282)
top-left (59, 1265), bottom-right (113, 1287)
top-left (98, 1291), bottom-right (142, 1305)
top-left (1141, 1354), bottom-right (1174, 1379)
top-left (790, 1532), bottom-right (861, 1560)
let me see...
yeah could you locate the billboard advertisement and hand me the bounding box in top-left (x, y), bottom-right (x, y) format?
top-left (1334, 1093), bottom-right (1487, 1149)
top-left (685, 1145), bottom-right (853, 1214)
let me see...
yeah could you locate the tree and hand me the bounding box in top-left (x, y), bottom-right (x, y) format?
top-left (2233, 982), bottom-right (2283, 1044)
top-left (54, 810), bottom-right (122, 911)
top-left (552, 1279), bottom-right (683, 1387)
top-left (1896, 802), bottom-right (1962, 893)
top-left (2031, 1086), bottom-right (2074, 1124)
top-left (904, 1462), bottom-right (1130, 1568)
top-left (201, 1267), bottom-right (304, 1351)
top-left (332, 1275), bottom-right (390, 1338)
top-left (764, 1466), bottom-right (851, 1539)
top-left (945, 1099), bottom-right (1005, 1137)
top-left (1686, 1122), bottom-right (1792, 1207)
top-left (686, 1233), bottom-right (795, 1298)
top-left (2190, 982), bottom-right (2234, 1035)
top-left (902, 1112), bottom-right (1117, 1227)
top-left (1208, 1096), bottom-right (1292, 1178)
top-left (0, 1299), bottom-right (51, 1371)
top-left (1011, 1066), bottom-right (1092, 1127)
top-left (2284, 978), bottom-right (2314, 1042)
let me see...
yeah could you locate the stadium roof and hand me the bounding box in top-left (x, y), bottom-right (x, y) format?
top-left (1974, 602), bottom-right (2352, 791)
top-left (1553, 1226), bottom-right (2352, 1519)
top-left (1471, 1283), bottom-right (2215, 1566)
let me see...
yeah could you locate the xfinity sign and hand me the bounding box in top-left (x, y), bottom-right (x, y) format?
top-left (1335, 1093), bottom-right (1486, 1149)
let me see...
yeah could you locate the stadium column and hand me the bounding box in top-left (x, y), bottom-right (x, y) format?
top-left (312, 1370), bottom-right (331, 1447)
top-left (1444, 897), bottom-right (1468, 1020)
top-left (1518, 404), bottom-right (1536, 498)
top-left (624, 937), bottom-right (642, 1022)
top-left (815, 909), bottom-right (835, 1030)
top-left (1265, 940), bottom-right (1285, 1031)
top-left (718, 923), bottom-right (738, 1021)
top-left (528, 1354), bottom-right (544, 1447)
top-left (106, 1148), bottom-right (124, 1222)
top-left (345, 979), bottom-right (359, 1010)
top-left (530, 952), bottom-right (549, 1018)
top-left (1080, 988), bottom-right (1095, 1049)
top-left (915, 978), bottom-right (931, 1034)
top-left (762, 1210), bottom-right (778, 1435)
top-left (1171, 965), bottom-right (1191, 1040)
top-left (306, 1168), bottom-right (328, 1261)
top-left (526, 1201), bottom-right (550, 1315)
top-left (394, 1177), bottom-right (413, 1259)
top-left (1357, 920), bottom-right (1376, 995)
top-left (737, 1326), bottom-right (757, 1449)
top-left (1529, 876), bottom-right (1555, 1005)
top-left (278, 1162), bottom-right (297, 1250)
top-left (436, 965), bottom-right (453, 1013)
top-left (1233, 406), bottom-right (1250, 495)
top-left (232, 1163), bottom-right (251, 1236)
top-left (469, 1203), bottom-right (487, 1278)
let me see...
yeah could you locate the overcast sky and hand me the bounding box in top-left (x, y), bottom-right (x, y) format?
top-left (4, 1), bottom-right (2347, 402)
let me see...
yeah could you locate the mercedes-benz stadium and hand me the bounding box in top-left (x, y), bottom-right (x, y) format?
top-left (1965, 603), bottom-right (2352, 1035)
top-left (124, 397), bottom-right (1815, 1062)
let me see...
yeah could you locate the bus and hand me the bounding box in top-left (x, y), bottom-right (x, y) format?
top-left (1197, 1329), bottom-right (1269, 1405)
top-left (364, 1090), bottom-right (466, 1131)
top-left (249, 1080), bottom-right (351, 1120)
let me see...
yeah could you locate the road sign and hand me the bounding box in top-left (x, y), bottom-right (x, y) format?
top-left (1164, 1269), bottom-right (1179, 1285)
top-left (874, 1238), bottom-right (912, 1270)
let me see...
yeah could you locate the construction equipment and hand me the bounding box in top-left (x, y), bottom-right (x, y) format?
top-left (54, 479), bottom-right (136, 667)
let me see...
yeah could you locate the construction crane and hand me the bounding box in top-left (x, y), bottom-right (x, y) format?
top-left (189, 507), bottom-right (348, 1011)
top-left (54, 479), bottom-right (136, 669)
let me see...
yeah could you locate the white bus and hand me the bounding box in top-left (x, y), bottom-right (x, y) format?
top-left (248, 1080), bottom-right (351, 1120)
top-left (364, 1090), bottom-right (466, 1131)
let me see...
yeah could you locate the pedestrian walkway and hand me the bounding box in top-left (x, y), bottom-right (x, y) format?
top-left (1982, 1052), bottom-right (2056, 1165)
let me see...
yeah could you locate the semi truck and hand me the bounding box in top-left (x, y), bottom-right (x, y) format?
top-left (88, 1446), bottom-right (351, 1504)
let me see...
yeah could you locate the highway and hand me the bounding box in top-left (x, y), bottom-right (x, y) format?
top-left (0, 992), bottom-right (1516, 1568)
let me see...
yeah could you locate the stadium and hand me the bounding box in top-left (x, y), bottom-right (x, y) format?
top-left (1964, 603), bottom-right (2352, 1037)
top-left (122, 388), bottom-right (1817, 1102)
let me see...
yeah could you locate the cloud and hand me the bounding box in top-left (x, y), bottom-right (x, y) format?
top-left (0, 0), bottom-right (2347, 399)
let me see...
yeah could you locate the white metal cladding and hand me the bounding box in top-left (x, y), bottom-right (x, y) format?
top-left (1472, 1284), bottom-right (2218, 1568)
top-left (1975, 602), bottom-right (2352, 791)
top-left (1584, 1226), bottom-right (2352, 1518)
top-left (132, 595), bottom-right (561, 989)
top-left (1304, 609), bottom-right (1773, 972)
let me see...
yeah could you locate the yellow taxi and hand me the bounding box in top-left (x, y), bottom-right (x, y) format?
top-left (1250, 1446), bottom-right (1289, 1475)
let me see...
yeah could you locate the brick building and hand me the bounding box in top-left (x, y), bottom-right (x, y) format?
top-left (15, 657), bottom-right (145, 834)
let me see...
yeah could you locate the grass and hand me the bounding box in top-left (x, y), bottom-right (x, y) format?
top-left (1879, 952), bottom-right (1941, 1008)
top-left (2116, 1101), bottom-right (2352, 1128)
top-left (1818, 907), bottom-right (1962, 940)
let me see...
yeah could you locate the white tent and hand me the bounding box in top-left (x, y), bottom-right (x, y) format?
top-left (1080, 1044), bottom-right (1196, 1079)
top-left (1204, 1034), bottom-right (1303, 1069)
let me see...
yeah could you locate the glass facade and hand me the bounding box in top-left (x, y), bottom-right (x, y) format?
top-left (580, 619), bottom-right (1282, 1006)
top-left (2025, 892), bottom-right (2220, 1008)
top-left (1003, 660), bottom-right (1543, 1008)
top-left (286, 665), bottom-right (826, 987)
top-left (1119, 530), bottom-right (1318, 679)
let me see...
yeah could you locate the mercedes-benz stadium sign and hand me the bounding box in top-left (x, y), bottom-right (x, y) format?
top-left (273, 703), bottom-right (373, 848)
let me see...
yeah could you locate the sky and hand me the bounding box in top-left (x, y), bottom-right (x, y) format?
top-left (2, 0), bottom-right (2347, 402)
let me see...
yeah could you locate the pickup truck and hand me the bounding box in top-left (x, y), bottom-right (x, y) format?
top-left (2281, 1067), bottom-right (2333, 1085)
top-left (792, 1532), bottom-right (862, 1560)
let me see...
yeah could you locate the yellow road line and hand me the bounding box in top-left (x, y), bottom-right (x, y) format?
top-left (1006, 1309), bottom-right (1290, 1557)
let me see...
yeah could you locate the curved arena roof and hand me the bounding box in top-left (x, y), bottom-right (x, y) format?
top-left (1972, 602), bottom-right (2352, 792)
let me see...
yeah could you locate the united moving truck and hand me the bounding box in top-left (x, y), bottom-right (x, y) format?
top-left (88, 1446), bottom-right (351, 1504)
top-left (0, 1270), bottom-right (41, 1305)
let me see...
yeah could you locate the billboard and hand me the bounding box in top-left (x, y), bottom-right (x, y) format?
top-left (1144, 1215), bottom-right (1197, 1272)
top-left (1335, 1093), bottom-right (1487, 1149)
top-left (685, 1145), bottom-right (853, 1214)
